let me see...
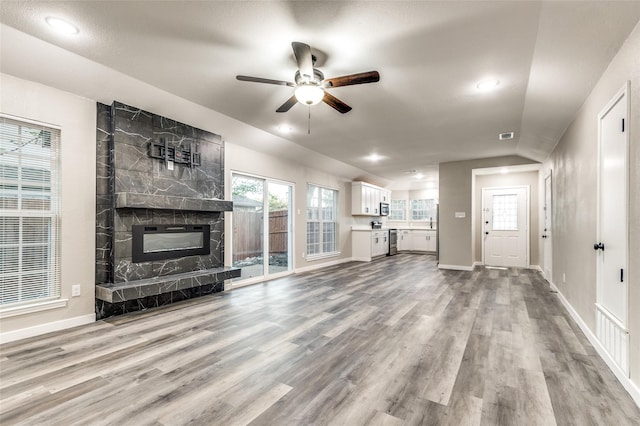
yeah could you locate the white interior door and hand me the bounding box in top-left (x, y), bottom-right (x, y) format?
top-left (596, 86), bottom-right (628, 326)
top-left (543, 173), bottom-right (552, 281)
top-left (482, 187), bottom-right (529, 268)
top-left (595, 84), bottom-right (629, 375)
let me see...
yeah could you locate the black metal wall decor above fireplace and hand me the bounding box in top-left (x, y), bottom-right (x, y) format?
top-left (132, 224), bottom-right (210, 263)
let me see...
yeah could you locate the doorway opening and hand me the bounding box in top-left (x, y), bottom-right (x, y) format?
top-left (482, 186), bottom-right (529, 268)
top-left (231, 173), bottom-right (294, 284)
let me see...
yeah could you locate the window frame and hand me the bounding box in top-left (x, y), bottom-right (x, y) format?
top-left (410, 198), bottom-right (438, 222)
top-left (0, 114), bottom-right (61, 310)
top-left (306, 184), bottom-right (339, 258)
top-left (389, 199), bottom-right (406, 221)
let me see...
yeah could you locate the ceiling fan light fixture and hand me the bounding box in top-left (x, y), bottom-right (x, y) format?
top-left (294, 85), bottom-right (324, 105)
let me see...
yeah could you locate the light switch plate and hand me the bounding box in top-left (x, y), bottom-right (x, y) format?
top-left (455, 212), bottom-right (466, 218)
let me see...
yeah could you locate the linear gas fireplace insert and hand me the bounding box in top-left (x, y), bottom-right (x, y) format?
top-left (132, 224), bottom-right (210, 263)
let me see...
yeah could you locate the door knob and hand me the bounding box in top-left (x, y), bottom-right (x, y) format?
top-left (542, 235), bottom-right (547, 238)
top-left (593, 242), bottom-right (605, 251)
top-left (485, 231), bottom-right (489, 235)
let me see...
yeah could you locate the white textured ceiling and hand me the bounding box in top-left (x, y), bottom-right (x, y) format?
top-left (1, 1), bottom-right (639, 189)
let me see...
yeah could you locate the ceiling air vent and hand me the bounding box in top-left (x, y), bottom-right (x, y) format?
top-left (499, 132), bottom-right (514, 141)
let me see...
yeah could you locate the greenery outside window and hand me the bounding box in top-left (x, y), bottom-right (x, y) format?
top-left (307, 184), bottom-right (338, 256)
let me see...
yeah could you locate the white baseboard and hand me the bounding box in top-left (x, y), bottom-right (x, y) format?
top-left (549, 281), bottom-right (640, 408)
top-left (529, 265), bottom-right (542, 272)
top-left (438, 264), bottom-right (474, 271)
top-left (350, 256), bottom-right (371, 263)
top-left (473, 261), bottom-right (483, 268)
top-left (0, 313), bottom-right (96, 345)
top-left (294, 257), bottom-right (354, 274)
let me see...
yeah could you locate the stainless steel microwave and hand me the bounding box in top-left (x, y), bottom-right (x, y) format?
top-left (380, 202), bottom-right (389, 216)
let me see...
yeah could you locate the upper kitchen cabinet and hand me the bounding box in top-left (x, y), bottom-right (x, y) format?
top-left (352, 181), bottom-right (381, 216)
top-left (380, 189), bottom-right (392, 203)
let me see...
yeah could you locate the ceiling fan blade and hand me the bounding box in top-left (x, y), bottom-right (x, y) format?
top-left (276, 95), bottom-right (298, 113)
top-left (236, 75), bottom-right (295, 87)
top-left (322, 92), bottom-right (352, 114)
top-left (324, 71), bottom-right (380, 88)
top-left (291, 42), bottom-right (314, 80)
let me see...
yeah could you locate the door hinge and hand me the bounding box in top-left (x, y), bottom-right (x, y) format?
top-left (622, 118), bottom-right (625, 132)
top-left (621, 268), bottom-right (624, 283)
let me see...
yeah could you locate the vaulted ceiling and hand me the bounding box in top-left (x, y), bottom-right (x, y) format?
top-left (1, 1), bottom-right (639, 189)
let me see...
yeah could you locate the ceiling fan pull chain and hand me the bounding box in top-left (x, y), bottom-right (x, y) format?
top-left (308, 106), bottom-right (311, 135)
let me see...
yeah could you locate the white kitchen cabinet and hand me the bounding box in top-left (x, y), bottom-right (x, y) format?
top-left (352, 181), bottom-right (381, 216)
top-left (380, 189), bottom-right (392, 203)
top-left (371, 230), bottom-right (388, 257)
top-left (352, 229), bottom-right (388, 261)
top-left (412, 230), bottom-right (436, 252)
top-left (398, 230), bottom-right (412, 251)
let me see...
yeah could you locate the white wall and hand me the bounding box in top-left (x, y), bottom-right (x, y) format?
top-left (542, 21), bottom-right (640, 399)
top-left (438, 156), bottom-right (538, 269)
top-left (0, 74), bottom-right (97, 340)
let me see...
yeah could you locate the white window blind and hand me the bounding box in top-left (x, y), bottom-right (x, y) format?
top-left (0, 115), bottom-right (61, 306)
top-left (389, 199), bottom-right (406, 221)
top-left (411, 199), bottom-right (437, 221)
top-left (306, 184), bottom-right (338, 256)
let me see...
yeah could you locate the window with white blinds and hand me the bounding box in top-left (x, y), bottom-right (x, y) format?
top-left (0, 115), bottom-right (61, 306)
top-left (306, 184), bottom-right (338, 256)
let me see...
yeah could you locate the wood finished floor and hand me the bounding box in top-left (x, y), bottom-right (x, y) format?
top-left (1, 254), bottom-right (639, 425)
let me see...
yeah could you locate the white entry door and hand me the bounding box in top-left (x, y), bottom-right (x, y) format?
top-left (596, 85), bottom-right (629, 329)
top-left (482, 187), bottom-right (529, 268)
top-left (543, 173), bottom-right (552, 281)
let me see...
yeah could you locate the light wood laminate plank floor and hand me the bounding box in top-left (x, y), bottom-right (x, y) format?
top-left (1, 254), bottom-right (639, 425)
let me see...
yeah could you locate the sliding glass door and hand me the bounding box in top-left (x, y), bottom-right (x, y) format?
top-left (231, 173), bottom-right (293, 282)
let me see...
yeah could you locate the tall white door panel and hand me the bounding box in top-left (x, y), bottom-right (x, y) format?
top-left (482, 187), bottom-right (529, 268)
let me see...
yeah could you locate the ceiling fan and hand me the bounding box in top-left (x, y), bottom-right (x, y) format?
top-left (236, 42), bottom-right (380, 114)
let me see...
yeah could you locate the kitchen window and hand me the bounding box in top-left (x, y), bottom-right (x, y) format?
top-left (389, 199), bottom-right (406, 221)
top-left (411, 198), bottom-right (437, 222)
top-left (307, 184), bottom-right (338, 256)
top-left (0, 115), bottom-right (61, 307)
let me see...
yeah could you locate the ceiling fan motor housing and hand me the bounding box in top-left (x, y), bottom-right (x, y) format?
top-left (295, 69), bottom-right (325, 86)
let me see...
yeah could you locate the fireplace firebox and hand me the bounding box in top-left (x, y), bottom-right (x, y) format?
top-left (132, 224), bottom-right (210, 263)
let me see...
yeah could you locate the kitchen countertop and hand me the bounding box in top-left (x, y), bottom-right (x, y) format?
top-left (351, 226), bottom-right (437, 231)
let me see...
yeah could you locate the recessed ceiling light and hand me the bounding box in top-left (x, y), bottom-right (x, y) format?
top-left (500, 168), bottom-right (509, 174)
top-left (476, 79), bottom-right (500, 91)
top-left (366, 153), bottom-right (383, 162)
top-left (277, 124), bottom-right (293, 133)
top-left (415, 173), bottom-right (424, 179)
top-left (45, 17), bottom-right (79, 35)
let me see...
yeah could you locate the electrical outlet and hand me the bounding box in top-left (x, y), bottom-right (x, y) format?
top-left (562, 273), bottom-right (566, 284)
top-left (72, 284), bottom-right (81, 297)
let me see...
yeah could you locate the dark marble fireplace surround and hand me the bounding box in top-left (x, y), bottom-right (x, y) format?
top-left (95, 101), bottom-right (240, 319)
